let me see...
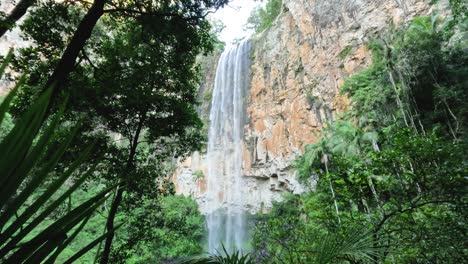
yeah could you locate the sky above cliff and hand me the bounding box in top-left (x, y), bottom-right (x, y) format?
top-left (210, 0), bottom-right (265, 46)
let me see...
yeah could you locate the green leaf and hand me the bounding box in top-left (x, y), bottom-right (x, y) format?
top-left (43, 214), bottom-right (93, 264)
top-left (0, 87), bottom-right (52, 194)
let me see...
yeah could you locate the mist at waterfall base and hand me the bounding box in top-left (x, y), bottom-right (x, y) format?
top-left (205, 40), bottom-right (252, 254)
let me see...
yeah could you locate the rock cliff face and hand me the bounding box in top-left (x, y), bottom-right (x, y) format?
top-left (173, 0), bottom-right (444, 213)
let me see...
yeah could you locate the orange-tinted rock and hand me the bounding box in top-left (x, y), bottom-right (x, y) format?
top-left (172, 0), bottom-right (441, 213)
top-left (198, 178), bottom-right (207, 194)
top-left (242, 144), bottom-right (252, 171)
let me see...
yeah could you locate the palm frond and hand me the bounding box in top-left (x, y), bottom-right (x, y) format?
top-left (314, 226), bottom-right (387, 264)
top-left (179, 245), bottom-right (253, 264)
top-left (0, 63), bottom-right (116, 262)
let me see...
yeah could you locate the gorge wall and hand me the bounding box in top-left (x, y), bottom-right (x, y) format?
top-left (173, 0), bottom-right (446, 213)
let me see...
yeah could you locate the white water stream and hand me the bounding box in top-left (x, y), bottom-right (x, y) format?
top-left (206, 40), bottom-right (252, 254)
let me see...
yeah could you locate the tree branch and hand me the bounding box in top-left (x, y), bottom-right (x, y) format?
top-left (103, 7), bottom-right (205, 21)
top-left (43, 0), bottom-right (106, 100)
top-left (375, 199), bottom-right (453, 233)
top-left (0, 0), bottom-right (37, 38)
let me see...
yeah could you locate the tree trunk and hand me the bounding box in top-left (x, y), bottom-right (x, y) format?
top-left (99, 186), bottom-right (123, 264)
top-left (43, 0), bottom-right (106, 98)
top-left (0, 0), bottom-right (36, 38)
top-left (324, 156), bottom-right (341, 224)
top-left (100, 115), bottom-right (145, 264)
top-left (329, 178), bottom-right (341, 224)
top-left (387, 70), bottom-right (410, 128)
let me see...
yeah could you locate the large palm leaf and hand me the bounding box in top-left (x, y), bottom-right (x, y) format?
top-left (0, 51), bottom-right (117, 263)
top-left (314, 227), bottom-right (387, 264)
top-left (179, 245), bottom-right (253, 264)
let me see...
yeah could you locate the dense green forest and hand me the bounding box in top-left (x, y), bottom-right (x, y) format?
top-left (0, 0), bottom-right (226, 263)
top-left (0, 0), bottom-right (467, 263)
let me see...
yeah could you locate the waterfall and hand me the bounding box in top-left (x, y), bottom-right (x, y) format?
top-left (206, 40), bottom-right (252, 254)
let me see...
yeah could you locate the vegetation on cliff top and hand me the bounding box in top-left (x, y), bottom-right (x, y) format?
top-left (246, 0), bottom-right (283, 34)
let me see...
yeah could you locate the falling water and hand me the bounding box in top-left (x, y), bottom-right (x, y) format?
top-left (206, 40), bottom-right (252, 254)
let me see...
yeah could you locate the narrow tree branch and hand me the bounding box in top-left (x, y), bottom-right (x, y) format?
top-left (103, 7), bottom-right (206, 22)
top-left (375, 199), bottom-right (453, 233)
